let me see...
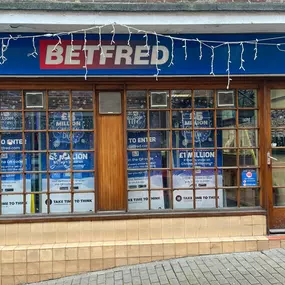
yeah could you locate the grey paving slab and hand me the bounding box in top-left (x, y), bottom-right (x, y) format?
top-left (28, 249), bottom-right (285, 285)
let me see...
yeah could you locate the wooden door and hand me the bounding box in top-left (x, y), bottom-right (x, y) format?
top-left (268, 88), bottom-right (285, 230)
top-left (97, 91), bottom-right (126, 211)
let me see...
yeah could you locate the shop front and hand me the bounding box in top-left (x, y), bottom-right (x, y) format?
top-left (0, 30), bottom-right (285, 283)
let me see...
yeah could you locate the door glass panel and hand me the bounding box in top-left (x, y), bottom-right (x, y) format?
top-left (171, 90), bottom-right (192, 108)
top-left (216, 110), bottom-right (236, 128)
top-left (239, 110), bottom-right (258, 127)
top-left (238, 89), bottom-right (257, 108)
top-left (194, 90), bottom-right (214, 108)
top-left (272, 149), bottom-right (285, 166)
top-left (271, 130), bottom-right (285, 147)
top-left (271, 89), bottom-right (285, 108)
top-left (273, 188), bottom-right (285, 206)
top-left (272, 168), bottom-right (285, 187)
top-left (271, 110), bottom-right (285, 128)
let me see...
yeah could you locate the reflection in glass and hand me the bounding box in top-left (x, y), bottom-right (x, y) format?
top-left (26, 194), bottom-right (48, 214)
top-left (0, 132), bottom-right (23, 151)
top-left (150, 151), bottom-right (169, 168)
top-left (150, 170), bottom-right (171, 189)
top-left (48, 90), bottom-right (70, 109)
top-left (271, 89), bottom-right (285, 108)
top-left (221, 169), bottom-right (237, 186)
top-left (172, 131), bottom-right (193, 148)
top-left (150, 91), bottom-right (169, 108)
top-left (49, 132), bottom-right (70, 150)
top-left (26, 153), bottom-right (47, 171)
top-left (239, 110), bottom-right (257, 127)
top-left (194, 90), bottom-right (214, 108)
top-left (127, 90), bottom-right (147, 109)
top-left (218, 149), bottom-right (237, 166)
top-left (173, 190), bottom-right (193, 209)
top-left (25, 112), bottom-right (46, 130)
top-left (150, 111), bottom-right (169, 129)
top-left (72, 132), bottom-right (94, 150)
top-left (74, 193), bottom-right (94, 212)
top-left (127, 111), bottom-right (147, 129)
top-left (271, 110), bottom-right (285, 128)
top-left (172, 110), bottom-right (191, 128)
top-left (223, 189), bottom-right (237, 207)
top-left (72, 91), bottom-right (93, 109)
top-left (128, 170), bottom-right (148, 190)
top-left (216, 110), bottom-right (236, 128)
top-left (239, 129), bottom-right (258, 147)
top-left (0, 112), bottom-right (22, 130)
top-left (150, 190), bottom-right (171, 209)
top-left (127, 131), bottom-right (148, 149)
top-left (128, 191), bottom-right (149, 211)
top-left (239, 149), bottom-right (258, 166)
top-left (0, 90), bottom-right (22, 110)
top-left (73, 172), bottom-right (95, 191)
top-left (25, 133), bottom-right (47, 150)
top-left (0, 153), bottom-right (23, 172)
top-left (72, 112), bottom-right (93, 130)
top-left (272, 168), bottom-right (285, 187)
top-left (171, 90), bottom-right (192, 108)
top-left (271, 130), bottom-right (285, 147)
top-left (217, 129), bottom-right (236, 148)
top-left (26, 173), bottom-right (47, 192)
top-left (240, 188), bottom-right (260, 207)
top-left (272, 149), bottom-right (285, 166)
top-left (149, 131), bottom-right (169, 148)
top-left (238, 89), bottom-right (257, 108)
top-left (128, 151), bottom-right (148, 169)
top-left (273, 188), bottom-right (285, 206)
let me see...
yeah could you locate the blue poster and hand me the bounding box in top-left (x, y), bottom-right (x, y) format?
top-left (241, 169), bottom-right (257, 186)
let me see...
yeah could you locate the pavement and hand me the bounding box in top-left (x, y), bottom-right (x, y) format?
top-left (29, 249), bottom-right (285, 285)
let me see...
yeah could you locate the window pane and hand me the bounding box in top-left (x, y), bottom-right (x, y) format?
top-left (171, 90), bottom-right (192, 108)
top-left (172, 111), bottom-right (192, 129)
top-left (128, 151), bottom-right (148, 169)
top-left (173, 170), bottom-right (193, 188)
top-left (72, 112), bottom-right (93, 130)
top-left (173, 190), bottom-right (194, 209)
top-left (73, 152), bottom-right (94, 171)
top-left (48, 90), bottom-right (70, 109)
top-left (1, 174), bottom-right (23, 193)
top-left (48, 112), bottom-right (70, 130)
top-left (49, 194), bottom-right (71, 213)
top-left (173, 151), bottom-right (193, 168)
top-left (194, 131), bottom-right (214, 148)
top-left (272, 149), bottom-right (285, 166)
top-left (271, 89), bottom-right (285, 108)
top-left (150, 190), bottom-right (171, 209)
top-left (220, 169), bottom-right (238, 187)
top-left (72, 91), bottom-right (93, 109)
top-left (49, 152), bottom-right (71, 171)
top-left (0, 90), bottom-right (22, 110)
top-left (150, 151), bottom-right (169, 168)
top-left (193, 149), bottom-right (215, 168)
top-left (241, 168), bottom-right (259, 187)
top-left (26, 194), bottom-right (48, 214)
top-left (25, 133), bottom-right (47, 150)
top-left (240, 188), bottom-right (260, 207)
top-left (172, 131), bottom-right (193, 148)
top-left (150, 111), bottom-right (169, 128)
top-left (194, 90), bottom-right (214, 108)
top-left (72, 132), bottom-right (94, 150)
top-left (26, 153), bottom-right (47, 171)
top-left (0, 133), bottom-right (23, 151)
top-left (127, 111), bottom-right (147, 129)
top-left (25, 112), bottom-right (46, 130)
top-left (1, 153), bottom-right (23, 172)
top-left (150, 170), bottom-right (170, 189)
top-left (1, 195), bottom-right (24, 215)
top-left (271, 130), bottom-right (285, 147)
top-left (218, 129), bottom-right (236, 148)
top-left (73, 172), bottom-right (95, 191)
top-left (216, 110), bottom-right (236, 128)
top-left (223, 189), bottom-right (238, 207)
top-left (217, 90), bottom-right (236, 108)
top-left (128, 170), bottom-right (148, 190)
top-left (238, 129), bottom-right (258, 147)
top-left (26, 173), bottom-right (47, 192)
top-left (49, 132), bottom-right (70, 150)
top-left (239, 110), bottom-right (257, 127)
top-left (127, 91), bottom-right (147, 109)
top-left (239, 149), bottom-right (258, 166)
top-left (193, 110), bottom-right (213, 128)
top-left (74, 193), bottom-right (94, 212)
top-left (219, 149), bottom-right (237, 167)
top-left (149, 131), bottom-right (169, 148)
top-left (273, 168), bottom-right (285, 187)
top-left (128, 191), bottom-right (149, 211)
top-left (238, 89), bottom-right (257, 108)
top-left (50, 172), bottom-right (71, 191)
top-left (0, 112), bottom-right (22, 130)
top-left (150, 91), bottom-right (169, 108)
top-left (127, 131), bottom-right (148, 149)
top-left (271, 110), bottom-right (285, 128)
top-left (195, 189), bottom-right (217, 209)
top-left (273, 188), bottom-right (285, 206)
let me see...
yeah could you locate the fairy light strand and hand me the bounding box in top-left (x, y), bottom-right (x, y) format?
top-left (154, 32), bottom-right (161, 80)
top-left (183, 39), bottom-right (187, 60)
top-left (210, 46), bottom-right (215, 76)
top-left (111, 23), bottom-right (116, 45)
top-left (82, 31), bottom-right (88, 80)
top-left (168, 36), bottom-right (174, 67)
top-left (254, 39), bottom-right (258, 60)
top-left (27, 37), bottom-right (38, 58)
top-left (226, 43), bottom-right (232, 90)
top-left (239, 42), bottom-right (245, 71)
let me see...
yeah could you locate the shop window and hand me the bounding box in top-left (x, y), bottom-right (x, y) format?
top-left (0, 90), bottom-right (95, 215)
top-left (126, 89), bottom-right (260, 211)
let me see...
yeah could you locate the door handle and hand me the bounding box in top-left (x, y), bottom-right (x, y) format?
top-left (267, 151), bottom-right (278, 165)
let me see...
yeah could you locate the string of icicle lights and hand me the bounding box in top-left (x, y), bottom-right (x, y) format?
top-left (1, 23), bottom-right (285, 89)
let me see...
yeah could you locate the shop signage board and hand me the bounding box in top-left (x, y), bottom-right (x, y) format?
top-left (0, 33), bottom-right (284, 76)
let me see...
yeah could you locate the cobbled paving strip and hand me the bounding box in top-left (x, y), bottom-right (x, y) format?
top-left (29, 249), bottom-right (285, 285)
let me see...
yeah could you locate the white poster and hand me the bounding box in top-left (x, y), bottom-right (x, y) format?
top-left (128, 190), bottom-right (165, 210)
